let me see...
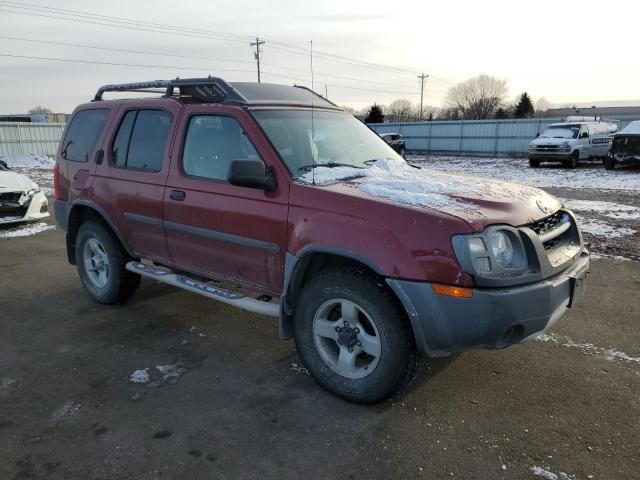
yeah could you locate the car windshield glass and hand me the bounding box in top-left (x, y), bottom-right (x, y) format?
top-left (251, 110), bottom-right (401, 178)
top-left (540, 125), bottom-right (580, 139)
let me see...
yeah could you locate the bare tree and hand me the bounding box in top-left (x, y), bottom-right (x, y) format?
top-left (534, 97), bottom-right (551, 117)
top-left (445, 75), bottom-right (508, 120)
top-left (387, 99), bottom-right (416, 122)
top-left (28, 105), bottom-right (53, 114)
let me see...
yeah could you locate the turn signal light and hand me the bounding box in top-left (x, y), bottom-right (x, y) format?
top-left (431, 283), bottom-right (473, 298)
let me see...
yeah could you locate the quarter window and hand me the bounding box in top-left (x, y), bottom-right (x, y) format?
top-left (182, 115), bottom-right (262, 181)
top-left (111, 109), bottom-right (172, 172)
top-left (61, 109), bottom-right (108, 162)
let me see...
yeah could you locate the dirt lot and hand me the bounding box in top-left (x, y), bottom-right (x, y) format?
top-left (0, 210), bottom-right (638, 480)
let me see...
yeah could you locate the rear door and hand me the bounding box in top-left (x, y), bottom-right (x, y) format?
top-left (92, 100), bottom-right (182, 262)
top-left (58, 107), bottom-right (111, 198)
top-left (164, 105), bottom-right (289, 295)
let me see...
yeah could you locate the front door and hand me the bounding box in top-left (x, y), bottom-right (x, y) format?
top-left (164, 105), bottom-right (289, 295)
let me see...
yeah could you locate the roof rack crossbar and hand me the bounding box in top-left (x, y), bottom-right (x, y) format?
top-left (93, 77), bottom-right (248, 104)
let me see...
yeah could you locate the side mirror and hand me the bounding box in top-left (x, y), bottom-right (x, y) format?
top-left (228, 159), bottom-right (276, 192)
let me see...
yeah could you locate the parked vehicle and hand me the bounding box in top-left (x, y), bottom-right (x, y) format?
top-left (605, 120), bottom-right (640, 170)
top-left (53, 78), bottom-right (589, 404)
top-left (528, 117), bottom-right (617, 169)
top-left (380, 133), bottom-right (406, 157)
top-left (0, 160), bottom-right (49, 225)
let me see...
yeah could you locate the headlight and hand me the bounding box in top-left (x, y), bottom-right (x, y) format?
top-left (561, 144), bottom-right (571, 151)
top-left (27, 188), bottom-right (40, 197)
top-left (452, 226), bottom-right (527, 278)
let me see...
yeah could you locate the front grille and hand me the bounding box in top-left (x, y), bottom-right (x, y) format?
top-left (0, 206), bottom-right (27, 219)
top-left (526, 211), bottom-right (571, 250)
top-left (532, 145), bottom-right (561, 152)
top-left (0, 191), bottom-right (23, 205)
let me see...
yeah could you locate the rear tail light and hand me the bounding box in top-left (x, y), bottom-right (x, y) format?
top-left (53, 162), bottom-right (61, 199)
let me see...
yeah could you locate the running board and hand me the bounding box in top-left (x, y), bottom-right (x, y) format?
top-left (126, 262), bottom-right (279, 317)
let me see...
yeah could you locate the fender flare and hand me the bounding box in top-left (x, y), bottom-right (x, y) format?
top-left (67, 200), bottom-right (136, 261)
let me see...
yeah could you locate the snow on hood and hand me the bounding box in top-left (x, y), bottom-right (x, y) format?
top-left (299, 158), bottom-right (559, 224)
top-left (617, 120), bottom-right (640, 135)
top-left (0, 170), bottom-right (38, 192)
top-left (530, 137), bottom-right (571, 146)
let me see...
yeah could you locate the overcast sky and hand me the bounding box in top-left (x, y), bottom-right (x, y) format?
top-left (0, 0), bottom-right (637, 113)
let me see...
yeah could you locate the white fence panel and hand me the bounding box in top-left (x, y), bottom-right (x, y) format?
top-left (0, 122), bottom-right (65, 157)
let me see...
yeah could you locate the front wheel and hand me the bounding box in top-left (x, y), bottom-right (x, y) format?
top-left (529, 159), bottom-right (540, 168)
top-left (76, 220), bottom-right (140, 304)
top-left (564, 151), bottom-right (579, 169)
top-left (293, 268), bottom-right (418, 404)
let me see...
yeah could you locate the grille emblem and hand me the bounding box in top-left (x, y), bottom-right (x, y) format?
top-left (536, 199), bottom-right (551, 214)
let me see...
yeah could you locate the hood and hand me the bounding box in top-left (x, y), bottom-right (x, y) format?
top-left (300, 159), bottom-right (561, 230)
top-left (530, 137), bottom-right (572, 146)
top-left (0, 170), bottom-right (38, 192)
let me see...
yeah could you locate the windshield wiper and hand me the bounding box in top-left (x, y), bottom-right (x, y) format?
top-left (298, 162), bottom-right (361, 171)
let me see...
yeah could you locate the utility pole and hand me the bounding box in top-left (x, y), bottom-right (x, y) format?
top-left (417, 73), bottom-right (429, 119)
top-left (324, 84), bottom-right (328, 99)
top-left (250, 37), bottom-right (265, 83)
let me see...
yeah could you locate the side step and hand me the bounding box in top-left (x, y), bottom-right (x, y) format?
top-left (126, 262), bottom-right (280, 317)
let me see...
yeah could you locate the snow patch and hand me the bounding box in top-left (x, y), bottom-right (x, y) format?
top-left (536, 332), bottom-right (640, 365)
top-left (410, 156), bottom-right (640, 192)
top-left (0, 222), bottom-right (54, 238)
top-left (290, 362), bottom-right (310, 375)
top-left (1, 154), bottom-right (54, 168)
top-left (576, 217), bottom-right (636, 238)
top-left (562, 198), bottom-right (640, 221)
top-left (530, 466), bottom-right (574, 480)
top-left (130, 364), bottom-right (187, 387)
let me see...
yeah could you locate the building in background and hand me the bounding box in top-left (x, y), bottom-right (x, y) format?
top-left (544, 106), bottom-right (640, 122)
top-left (0, 113), bottom-right (68, 123)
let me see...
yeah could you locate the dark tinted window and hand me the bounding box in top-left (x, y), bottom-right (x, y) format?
top-left (62, 109), bottom-right (108, 162)
top-left (126, 110), bottom-right (172, 171)
top-left (111, 110), bottom-right (136, 168)
top-left (183, 115), bottom-right (261, 181)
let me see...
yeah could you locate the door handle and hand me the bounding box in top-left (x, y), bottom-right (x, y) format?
top-left (170, 190), bottom-right (186, 201)
top-left (95, 149), bottom-right (104, 165)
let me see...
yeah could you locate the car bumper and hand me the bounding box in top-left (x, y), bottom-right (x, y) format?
top-left (0, 191), bottom-right (49, 224)
top-left (387, 251), bottom-right (590, 357)
top-left (529, 152), bottom-right (572, 161)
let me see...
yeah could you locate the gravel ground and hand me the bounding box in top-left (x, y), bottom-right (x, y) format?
top-left (0, 212), bottom-right (638, 480)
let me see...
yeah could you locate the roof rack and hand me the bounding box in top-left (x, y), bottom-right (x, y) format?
top-left (92, 77), bottom-right (342, 111)
top-left (93, 76), bottom-right (246, 103)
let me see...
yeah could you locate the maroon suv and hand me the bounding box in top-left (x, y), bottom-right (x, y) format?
top-left (53, 78), bottom-right (589, 403)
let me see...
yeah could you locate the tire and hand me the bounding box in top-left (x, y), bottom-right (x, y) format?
top-left (564, 151), bottom-right (579, 169)
top-left (293, 267), bottom-right (418, 404)
top-left (529, 159), bottom-right (540, 168)
top-left (604, 156), bottom-right (616, 170)
top-left (75, 220), bottom-right (140, 304)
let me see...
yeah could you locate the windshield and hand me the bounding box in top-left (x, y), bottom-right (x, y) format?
top-left (251, 110), bottom-right (402, 178)
top-left (540, 125), bottom-right (580, 139)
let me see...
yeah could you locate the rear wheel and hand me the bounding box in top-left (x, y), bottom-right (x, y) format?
top-left (529, 159), bottom-right (540, 168)
top-left (604, 156), bottom-right (616, 170)
top-left (564, 151), bottom-right (579, 169)
top-left (76, 220), bottom-right (140, 304)
top-left (293, 267), bottom-right (418, 404)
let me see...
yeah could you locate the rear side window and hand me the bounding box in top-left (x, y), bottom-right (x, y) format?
top-left (61, 109), bottom-right (108, 162)
top-left (111, 109), bottom-right (172, 172)
top-left (182, 115), bottom-right (261, 181)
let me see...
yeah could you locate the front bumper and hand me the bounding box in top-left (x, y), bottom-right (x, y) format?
top-left (529, 152), bottom-right (572, 161)
top-left (387, 251), bottom-right (589, 357)
top-left (0, 191), bottom-right (49, 224)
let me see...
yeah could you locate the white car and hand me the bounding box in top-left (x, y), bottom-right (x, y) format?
top-left (0, 160), bottom-right (49, 225)
top-left (528, 117), bottom-right (618, 169)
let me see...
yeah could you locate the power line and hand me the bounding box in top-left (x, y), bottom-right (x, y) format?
top-left (0, 52), bottom-right (421, 95)
top-left (0, 1), bottom-right (456, 85)
top-left (0, 34), bottom-right (423, 91)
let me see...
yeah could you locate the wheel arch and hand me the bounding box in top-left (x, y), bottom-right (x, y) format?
top-left (66, 201), bottom-right (134, 264)
top-left (279, 246), bottom-right (406, 340)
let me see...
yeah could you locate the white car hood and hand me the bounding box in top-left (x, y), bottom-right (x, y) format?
top-left (0, 170), bottom-right (38, 192)
top-left (530, 137), bottom-right (572, 146)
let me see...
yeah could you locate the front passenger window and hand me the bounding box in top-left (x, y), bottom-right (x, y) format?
top-left (183, 115), bottom-right (261, 181)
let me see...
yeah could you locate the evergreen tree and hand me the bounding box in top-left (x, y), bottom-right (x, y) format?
top-left (514, 93), bottom-right (535, 118)
top-left (494, 107), bottom-right (509, 119)
top-left (365, 104), bottom-right (384, 123)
